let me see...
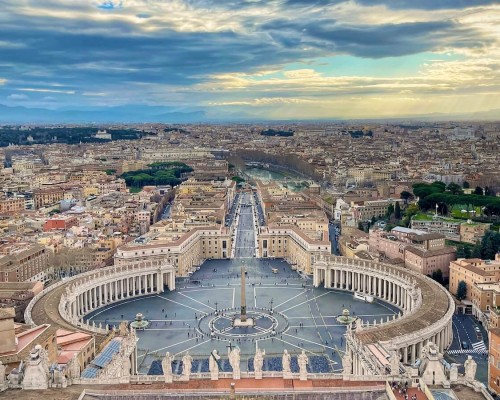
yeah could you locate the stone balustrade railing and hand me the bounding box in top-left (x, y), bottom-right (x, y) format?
top-left (25, 261), bottom-right (173, 333)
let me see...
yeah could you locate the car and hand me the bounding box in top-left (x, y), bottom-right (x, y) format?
top-left (461, 341), bottom-right (469, 349)
top-left (474, 326), bottom-right (481, 332)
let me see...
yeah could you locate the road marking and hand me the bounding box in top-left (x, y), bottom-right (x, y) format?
top-left (177, 292), bottom-right (215, 311)
top-left (273, 291), bottom-right (305, 309)
top-left (156, 295), bottom-right (207, 314)
top-left (281, 291), bottom-right (331, 313)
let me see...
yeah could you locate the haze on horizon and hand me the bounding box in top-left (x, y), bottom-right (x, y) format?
top-left (0, 0), bottom-right (499, 121)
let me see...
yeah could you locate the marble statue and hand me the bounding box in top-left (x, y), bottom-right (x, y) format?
top-left (181, 352), bottom-right (193, 381)
top-left (119, 321), bottom-right (128, 336)
top-left (298, 350), bottom-right (309, 381)
top-left (67, 353), bottom-right (81, 380)
top-left (254, 348), bottom-right (266, 379)
top-left (464, 355), bottom-right (477, 382)
top-left (342, 352), bottom-right (352, 375)
top-left (228, 347), bottom-right (241, 379)
top-left (389, 350), bottom-right (400, 375)
top-left (22, 345), bottom-right (50, 390)
top-left (209, 350), bottom-right (221, 381)
top-left (0, 362), bottom-right (5, 384)
top-left (52, 367), bottom-right (67, 388)
top-left (282, 349), bottom-right (292, 378)
top-left (162, 352), bottom-right (174, 383)
top-left (449, 363), bottom-right (458, 382)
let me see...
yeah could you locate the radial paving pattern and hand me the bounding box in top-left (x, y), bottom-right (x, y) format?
top-left (85, 193), bottom-right (399, 374)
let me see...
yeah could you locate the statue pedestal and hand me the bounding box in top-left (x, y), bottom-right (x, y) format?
top-left (299, 373), bottom-right (308, 381)
top-left (210, 372), bottom-right (219, 381)
top-left (283, 371), bottom-right (293, 379)
top-left (164, 374), bottom-right (173, 384)
top-left (233, 317), bottom-right (255, 327)
top-left (254, 371), bottom-right (262, 380)
top-left (232, 371), bottom-right (241, 380)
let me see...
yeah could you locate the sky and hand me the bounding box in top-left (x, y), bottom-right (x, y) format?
top-left (0, 0), bottom-right (499, 120)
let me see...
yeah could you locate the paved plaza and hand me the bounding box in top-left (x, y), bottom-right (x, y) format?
top-left (86, 192), bottom-right (399, 374)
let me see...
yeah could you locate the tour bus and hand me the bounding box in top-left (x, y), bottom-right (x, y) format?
top-left (354, 292), bottom-right (374, 303)
top-left (272, 268), bottom-right (279, 274)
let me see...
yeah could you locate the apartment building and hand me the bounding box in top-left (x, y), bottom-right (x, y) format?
top-left (0, 243), bottom-right (51, 283)
top-left (449, 254), bottom-right (500, 320)
top-left (258, 225), bottom-right (330, 274)
top-left (0, 197), bottom-right (25, 214)
top-left (460, 221), bottom-right (491, 244)
top-left (351, 199), bottom-right (402, 223)
top-left (369, 227), bottom-right (456, 276)
top-left (33, 187), bottom-right (65, 209)
top-left (411, 215), bottom-right (490, 244)
top-left (411, 215), bottom-right (462, 241)
top-left (488, 328), bottom-right (500, 395)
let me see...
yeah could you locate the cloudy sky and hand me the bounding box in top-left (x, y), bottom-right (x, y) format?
top-left (1, 0), bottom-right (499, 119)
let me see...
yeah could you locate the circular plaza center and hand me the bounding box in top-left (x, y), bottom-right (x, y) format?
top-left (85, 257), bottom-right (399, 374)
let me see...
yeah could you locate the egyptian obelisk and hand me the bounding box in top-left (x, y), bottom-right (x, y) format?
top-left (240, 266), bottom-right (247, 322)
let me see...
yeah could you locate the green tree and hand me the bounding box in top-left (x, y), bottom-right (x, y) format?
top-left (485, 186), bottom-right (495, 196)
top-left (400, 191), bottom-right (413, 201)
top-left (464, 246), bottom-right (472, 258)
top-left (456, 246), bottom-right (466, 258)
top-left (394, 202), bottom-right (401, 219)
top-left (386, 203), bottom-right (395, 218)
top-left (472, 240), bottom-right (482, 258)
top-left (371, 216), bottom-right (376, 226)
top-left (463, 181), bottom-right (470, 189)
top-left (474, 186), bottom-right (484, 195)
top-left (431, 269), bottom-right (444, 285)
top-left (446, 183), bottom-right (463, 195)
top-left (456, 280), bottom-right (467, 301)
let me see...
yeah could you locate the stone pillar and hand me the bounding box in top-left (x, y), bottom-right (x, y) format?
top-left (104, 283), bottom-right (108, 304)
top-left (132, 276), bottom-right (136, 296)
top-left (157, 272), bottom-right (163, 293)
top-left (411, 344), bottom-right (416, 365)
top-left (403, 347), bottom-right (408, 364)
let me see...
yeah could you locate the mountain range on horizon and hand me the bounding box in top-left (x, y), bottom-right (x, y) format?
top-left (0, 103), bottom-right (499, 124)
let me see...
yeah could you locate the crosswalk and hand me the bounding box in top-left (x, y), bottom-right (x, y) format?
top-left (447, 341), bottom-right (488, 355)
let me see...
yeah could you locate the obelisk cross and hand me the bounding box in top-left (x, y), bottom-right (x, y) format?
top-left (240, 266), bottom-right (247, 322)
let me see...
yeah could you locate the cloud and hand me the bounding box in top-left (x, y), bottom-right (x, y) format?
top-left (7, 93), bottom-right (29, 100)
top-left (0, 0), bottom-right (497, 117)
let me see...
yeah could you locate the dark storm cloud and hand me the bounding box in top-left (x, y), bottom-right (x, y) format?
top-left (285, 0), bottom-right (500, 9)
top-left (0, 15), bottom-right (313, 90)
top-left (263, 19), bottom-right (490, 58)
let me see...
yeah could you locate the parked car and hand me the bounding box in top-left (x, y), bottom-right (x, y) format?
top-left (461, 341), bottom-right (469, 349)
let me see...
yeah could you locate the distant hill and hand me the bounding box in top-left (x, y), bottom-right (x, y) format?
top-left (0, 104), bottom-right (207, 124)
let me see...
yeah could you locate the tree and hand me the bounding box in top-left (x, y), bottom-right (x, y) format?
top-left (485, 186), bottom-right (495, 196)
top-left (464, 246), bottom-right (472, 258)
top-left (371, 216), bottom-right (376, 226)
top-left (474, 186), bottom-right (484, 195)
top-left (472, 240), bottom-right (482, 258)
top-left (386, 203), bottom-right (395, 218)
top-left (394, 202), bottom-right (401, 219)
top-left (446, 183), bottom-right (463, 195)
top-left (400, 191), bottom-right (413, 201)
top-left (456, 280), bottom-right (467, 301)
top-left (431, 269), bottom-right (444, 285)
top-left (463, 181), bottom-right (470, 189)
top-left (456, 246), bottom-right (466, 258)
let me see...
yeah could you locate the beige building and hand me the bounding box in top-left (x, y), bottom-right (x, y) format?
top-left (0, 243), bottom-right (51, 283)
top-left (33, 187), bottom-right (65, 209)
top-left (459, 221), bottom-right (491, 244)
top-left (369, 227), bottom-right (456, 276)
top-left (258, 225), bottom-right (330, 274)
top-left (449, 254), bottom-right (500, 322)
top-left (352, 199), bottom-right (402, 223)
